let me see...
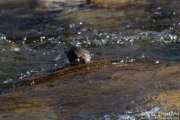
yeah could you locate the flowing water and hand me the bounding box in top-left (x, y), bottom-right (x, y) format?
top-left (1, 0), bottom-right (180, 83)
top-left (0, 0), bottom-right (180, 120)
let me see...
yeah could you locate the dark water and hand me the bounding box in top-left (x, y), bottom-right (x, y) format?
top-left (0, 0), bottom-right (180, 83)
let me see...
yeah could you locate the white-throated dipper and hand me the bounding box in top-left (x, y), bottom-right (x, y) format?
top-left (65, 47), bottom-right (91, 65)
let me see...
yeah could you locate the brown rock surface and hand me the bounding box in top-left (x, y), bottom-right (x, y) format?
top-left (87, 0), bottom-right (140, 7)
top-left (0, 61), bottom-right (179, 119)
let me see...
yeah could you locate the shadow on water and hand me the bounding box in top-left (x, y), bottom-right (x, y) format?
top-left (0, 0), bottom-right (67, 37)
top-left (0, 0), bottom-right (180, 119)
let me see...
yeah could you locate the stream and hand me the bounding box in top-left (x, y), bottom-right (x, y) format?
top-left (0, 0), bottom-right (179, 120)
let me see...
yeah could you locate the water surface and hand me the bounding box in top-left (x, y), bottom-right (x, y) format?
top-left (0, 0), bottom-right (180, 119)
top-left (1, 0), bottom-right (180, 83)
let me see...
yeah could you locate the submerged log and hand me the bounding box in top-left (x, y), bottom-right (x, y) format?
top-left (0, 58), bottom-right (136, 89)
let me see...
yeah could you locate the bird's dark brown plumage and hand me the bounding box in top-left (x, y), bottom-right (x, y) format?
top-left (65, 47), bottom-right (91, 65)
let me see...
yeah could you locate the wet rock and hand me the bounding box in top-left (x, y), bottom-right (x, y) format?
top-left (87, 0), bottom-right (130, 6)
top-left (0, 61), bottom-right (179, 119)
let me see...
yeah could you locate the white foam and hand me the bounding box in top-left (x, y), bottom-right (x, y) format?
top-left (11, 47), bottom-right (21, 52)
top-left (3, 78), bottom-right (14, 84)
top-left (100, 107), bottom-right (161, 120)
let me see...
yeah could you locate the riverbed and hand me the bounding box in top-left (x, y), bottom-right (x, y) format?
top-left (0, 0), bottom-right (180, 120)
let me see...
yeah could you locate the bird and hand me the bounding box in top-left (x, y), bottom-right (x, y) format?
top-left (65, 47), bottom-right (91, 65)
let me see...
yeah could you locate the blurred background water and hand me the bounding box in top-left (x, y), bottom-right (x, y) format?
top-left (0, 0), bottom-right (180, 83)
